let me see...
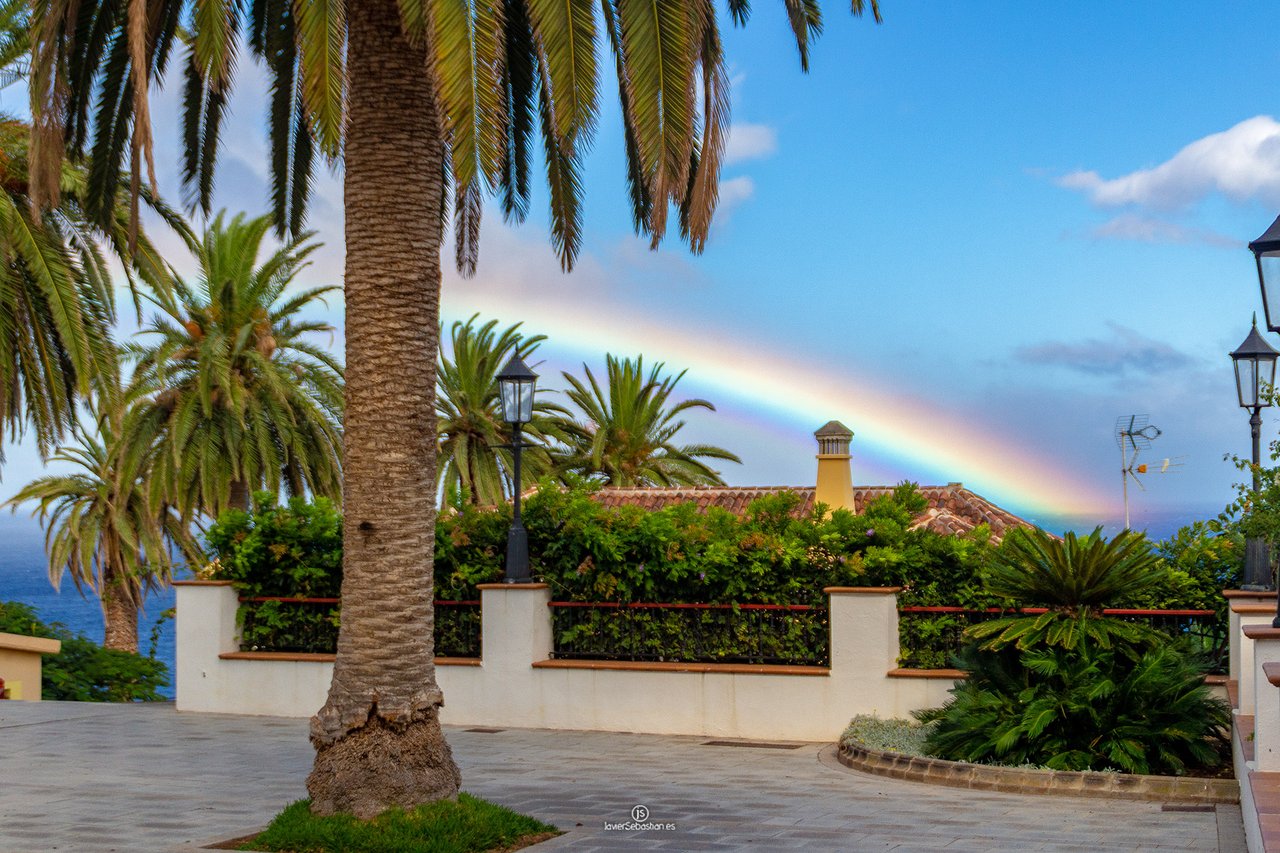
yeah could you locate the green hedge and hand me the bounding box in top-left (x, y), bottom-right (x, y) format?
top-left (204, 483), bottom-right (1241, 667)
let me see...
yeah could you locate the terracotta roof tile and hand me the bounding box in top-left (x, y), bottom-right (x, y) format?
top-left (590, 486), bottom-right (816, 517)
top-left (591, 483), bottom-right (1035, 543)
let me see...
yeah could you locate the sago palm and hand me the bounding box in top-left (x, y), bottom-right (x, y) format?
top-left (561, 355), bottom-right (740, 487)
top-left (127, 212), bottom-right (343, 518)
top-left (3, 392), bottom-right (200, 652)
top-left (30, 0), bottom-right (880, 817)
top-left (0, 115), bottom-right (183, 461)
top-left (969, 527), bottom-right (1166, 653)
top-left (437, 315), bottom-right (573, 507)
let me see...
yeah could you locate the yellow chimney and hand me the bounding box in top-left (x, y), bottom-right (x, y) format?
top-left (814, 420), bottom-right (854, 513)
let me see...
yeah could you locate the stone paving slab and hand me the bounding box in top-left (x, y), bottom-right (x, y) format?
top-left (0, 701), bottom-right (1249, 852)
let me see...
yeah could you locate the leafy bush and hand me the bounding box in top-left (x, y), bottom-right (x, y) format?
top-left (206, 493), bottom-right (343, 598)
top-left (0, 601), bottom-right (169, 701)
top-left (918, 642), bottom-right (1229, 775)
top-left (204, 484), bottom-right (1235, 669)
top-left (919, 528), bottom-right (1230, 775)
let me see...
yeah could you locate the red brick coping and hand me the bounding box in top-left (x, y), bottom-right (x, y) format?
top-left (1226, 589), bottom-right (1279, 599)
top-left (887, 668), bottom-right (966, 679)
top-left (1234, 602), bottom-right (1280, 615)
top-left (1245, 626), bottom-right (1280, 641)
top-left (172, 579), bottom-right (234, 586)
top-left (822, 586), bottom-right (901, 594)
top-left (1249, 772), bottom-right (1280, 851)
top-left (1234, 715), bottom-right (1280, 850)
top-left (837, 740), bottom-right (1238, 804)
top-left (531, 659), bottom-right (829, 676)
top-left (217, 652), bottom-right (481, 666)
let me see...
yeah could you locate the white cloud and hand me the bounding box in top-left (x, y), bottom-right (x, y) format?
top-left (716, 176), bottom-right (755, 217)
top-left (1088, 213), bottom-right (1238, 248)
top-left (1057, 115), bottom-right (1280, 210)
top-left (724, 123), bottom-right (777, 165)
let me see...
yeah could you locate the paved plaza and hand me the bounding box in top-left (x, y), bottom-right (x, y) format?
top-left (0, 701), bottom-right (1247, 852)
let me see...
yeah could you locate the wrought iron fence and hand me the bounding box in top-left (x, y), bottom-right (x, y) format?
top-left (237, 597), bottom-right (482, 658)
top-left (896, 606), bottom-right (1227, 674)
top-left (548, 601), bottom-right (829, 667)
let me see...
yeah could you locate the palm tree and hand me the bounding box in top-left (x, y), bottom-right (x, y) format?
top-left (30, 0), bottom-right (881, 818)
top-left (3, 391), bottom-right (200, 652)
top-left (127, 212), bottom-right (343, 519)
top-left (561, 355), bottom-right (740, 487)
top-left (437, 315), bottom-right (573, 507)
top-left (0, 115), bottom-right (183, 462)
top-left (968, 527), bottom-right (1166, 653)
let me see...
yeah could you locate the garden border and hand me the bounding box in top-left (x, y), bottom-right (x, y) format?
top-left (836, 738), bottom-right (1239, 804)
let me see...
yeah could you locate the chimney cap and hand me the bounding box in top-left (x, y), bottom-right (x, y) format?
top-left (814, 420), bottom-right (853, 439)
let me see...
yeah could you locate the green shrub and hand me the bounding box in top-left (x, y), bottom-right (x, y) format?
top-left (918, 642), bottom-right (1229, 775)
top-left (841, 714), bottom-right (935, 756)
top-left (203, 484), bottom-right (1235, 670)
top-left (206, 493), bottom-right (343, 598)
top-left (920, 528), bottom-right (1230, 775)
top-left (0, 601), bottom-right (169, 701)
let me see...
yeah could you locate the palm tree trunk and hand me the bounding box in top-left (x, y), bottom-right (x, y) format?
top-left (306, 0), bottom-right (460, 818)
top-left (100, 561), bottom-right (139, 654)
top-left (228, 478), bottom-right (250, 512)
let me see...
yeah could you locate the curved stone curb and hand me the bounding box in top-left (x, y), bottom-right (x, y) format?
top-left (836, 740), bottom-right (1239, 804)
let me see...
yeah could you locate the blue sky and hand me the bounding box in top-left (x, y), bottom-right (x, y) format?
top-left (4, 2), bottom-right (1280, 538)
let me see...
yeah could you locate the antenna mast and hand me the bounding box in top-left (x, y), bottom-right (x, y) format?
top-left (1115, 415), bottom-right (1163, 529)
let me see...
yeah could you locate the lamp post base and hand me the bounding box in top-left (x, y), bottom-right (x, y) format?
top-left (1245, 537), bottom-right (1273, 591)
top-left (504, 524), bottom-right (532, 584)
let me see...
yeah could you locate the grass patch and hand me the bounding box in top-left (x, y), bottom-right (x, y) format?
top-left (240, 793), bottom-right (560, 853)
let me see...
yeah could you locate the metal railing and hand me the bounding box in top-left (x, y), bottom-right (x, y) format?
top-left (548, 601), bottom-right (829, 667)
top-left (237, 597), bottom-right (482, 658)
top-left (896, 606), bottom-right (1227, 673)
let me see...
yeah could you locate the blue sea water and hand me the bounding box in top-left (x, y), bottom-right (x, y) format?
top-left (0, 512), bottom-right (177, 697)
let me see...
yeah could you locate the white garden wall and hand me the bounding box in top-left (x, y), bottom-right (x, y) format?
top-left (174, 581), bottom-right (960, 740)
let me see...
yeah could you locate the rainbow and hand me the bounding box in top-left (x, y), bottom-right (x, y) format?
top-left (441, 286), bottom-right (1110, 520)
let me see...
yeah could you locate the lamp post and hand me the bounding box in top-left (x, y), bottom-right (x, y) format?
top-left (1230, 317), bottom-right (1279, 591)
top-left (1248, 216), bottom-right (1280, 622)
top-left (497, 353), bottom-right (537, 583)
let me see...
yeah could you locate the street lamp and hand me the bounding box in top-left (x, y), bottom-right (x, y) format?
top-left (497, 353), bottom-right (537, 583)
top-left (1231, 317), bottom-right (1279, 591)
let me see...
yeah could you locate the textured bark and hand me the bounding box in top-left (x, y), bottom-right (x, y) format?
top-left (228, 478), bottom-right (250, 512)
top-left (307, 0), bottom-right (460, 815)
top-left (100, 562), bottom-right (139, 653)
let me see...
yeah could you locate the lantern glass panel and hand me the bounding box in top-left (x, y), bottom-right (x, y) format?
top-left (501, 378), bottom-right (535, 424)
top-left (1237, 357), bottom-right (1261, 408)
top-left (1266, 357), bottom-right (1279, 408)
top-left (1261, 251), bottom-right (1280, 333)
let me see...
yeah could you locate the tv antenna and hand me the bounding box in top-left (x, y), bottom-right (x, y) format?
top-left (1115, 415), bottom-right (1162, 529)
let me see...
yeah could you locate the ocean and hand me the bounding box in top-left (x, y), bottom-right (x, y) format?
top-left (0, 512), bottom-right (177, 697)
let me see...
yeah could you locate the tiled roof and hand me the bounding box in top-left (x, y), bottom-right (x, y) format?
top-left (590, 486), bottom-right (816, 517)
top-left (591, 483), bottom-right (1035, 543)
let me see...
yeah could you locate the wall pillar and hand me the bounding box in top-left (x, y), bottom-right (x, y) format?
top-left (0, 633), bottom-right (61, 700)
top-left (174, 581), bottom-right (240, 712)
top-left (1228, 591), bottom-right (1277, 716)
top-left (826, 586), bottom-right (901, 714)
top-left (1245, 626), bottom-right (1280, 771)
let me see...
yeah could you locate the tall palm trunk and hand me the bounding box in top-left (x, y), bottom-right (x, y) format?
top-left (228, 478), bottom-right (250, 512)
top-left (100, 559), bottom-right (139, 653)
top-left (306, 0), bottom-right (460, 817)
